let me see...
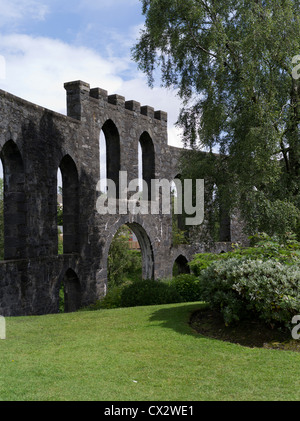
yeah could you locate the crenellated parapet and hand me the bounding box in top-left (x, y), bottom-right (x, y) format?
top-left (64, 80), bottom-right (168, 124)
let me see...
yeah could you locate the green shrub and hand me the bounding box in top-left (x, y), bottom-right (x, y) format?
top-left (199, 258), bottom-right (300, 328)
top-left (120, 279), bottom-right (183, 308)
top-left (78, 300), bottom-right (102, 312)
top-left (189, 253), bottom-right (226, 275)
top-left (190, 233), bottom-right (300, 276)
top-left (58, 231), bottom-right (63, 255)
top-left (169, 274), bottom-right (202, 302)
top-left (79, 285), bottom-right (126, 311)
top-left (99, 285), bottom-right (124, 309)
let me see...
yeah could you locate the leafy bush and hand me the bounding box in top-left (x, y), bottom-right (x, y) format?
top-left (199, 258), bottom-right (300, 328)
top-left (120, 279), bottom-right (183, 308)
top-left (100, 285), bottom-right (124, 309)
top-left (190, 233), bottom-right (300, 276)
top-left (79, 279), bottom-right (182, 311)
top-left (169, 274), bottom-right (202, 302)
top-left (189, 253), bottom-right (225, 275)
top-left (79, 284), bottom-right (127, 311)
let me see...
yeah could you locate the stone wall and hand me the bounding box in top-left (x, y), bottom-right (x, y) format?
top-left (0, 81), bottom-right (245, 316)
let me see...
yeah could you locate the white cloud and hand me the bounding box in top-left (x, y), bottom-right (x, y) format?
top-left (0, 34), bottom-right (126, 112)
top-left (0, 33), bottom-right (183, 147)
top-left (0, 0), bottom-right (49, 27)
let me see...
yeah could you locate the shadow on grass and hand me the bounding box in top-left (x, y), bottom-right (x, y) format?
top-left (148, 302), bottom-right (207, 337)
top-left (148, 302), bottom-right (300, 351)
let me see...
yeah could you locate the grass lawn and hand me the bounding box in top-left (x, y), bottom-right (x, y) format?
top-left (1, 302), bottom-right (300, 401)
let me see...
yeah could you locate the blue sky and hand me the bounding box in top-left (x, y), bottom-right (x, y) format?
top-left (0, 0), bottom-right (183, 151)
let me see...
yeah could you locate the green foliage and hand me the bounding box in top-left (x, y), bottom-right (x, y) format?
top-left (58, 229), bottom-right (63, 255)
top-left (79, 285), bottom-right (126, 311)
top-left (57, 203), bottom-right (63, 226)
top-left (133, 0), bottom-right (300, 239)
top-left (120, 279), bottom-right (183, 308)
top-left (79, 279), bottom-right (183, 311)
top-left (190, 233), bottom-right (300, 276)
top-left (99, 286), bottom-right (124, 309)
top-left (108, 226), bottom-right (142, 288)
top-left (199, 258), bottom-right (300, 329)
top-left (172, 225), bottom-right (188, 246)
top-left (168, 274), bottom-right (202, 303)
top-left (189, 253), bottom-right (226, 276)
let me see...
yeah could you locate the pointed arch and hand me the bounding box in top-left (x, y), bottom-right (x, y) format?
top-left (127, 222), bottom-right (154, 280)
top-left (173, 254), bottom-right (190, 276)
top-left (0, 140), bottom-right (26, 259)
top-left (106, 221), bottom-right (154, 284)
top-left (101, 119), bottom-right (120, 198)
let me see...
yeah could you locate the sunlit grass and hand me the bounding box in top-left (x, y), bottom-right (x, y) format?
top-left (1, 302), bottom-right (300, 401)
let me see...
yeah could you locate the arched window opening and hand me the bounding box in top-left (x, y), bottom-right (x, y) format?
top-left (139, 132), bottom-right (155, 201)
top-left (58, 155), bottom-right (79, 254)
top-left (101, 120), bottom-right (120, 199)
top-left (173, 255), bottom-right (190, 277)
top-left (59, 269), bottom-right (81, 313)
top-left (57, 168), bottom-right (63, 254)
top-left (0, 159), bottom-right (3, 260)
top-left (0, 140), bottom-right (26, 260)
top-left (138, 141), bottom-right (143, 192)
top-left (99, 130), bottom-right (107, 194)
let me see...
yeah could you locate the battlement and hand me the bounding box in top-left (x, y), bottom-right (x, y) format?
top-left (64, 80), bottom-right (167, 123)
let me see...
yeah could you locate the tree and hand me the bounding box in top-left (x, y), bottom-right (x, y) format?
top-left (133, 0), bottom-right (300, 239)
top-left (108, 226), bottom-right (142, 288)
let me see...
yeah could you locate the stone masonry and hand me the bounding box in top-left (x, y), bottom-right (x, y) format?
top-left (0, 81), bottom-right (244, 316)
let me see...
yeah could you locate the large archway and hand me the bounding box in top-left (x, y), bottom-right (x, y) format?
top-left (107, 222), bottom-right (154, 290)
top-left (127, 222), bottom-right (154, 280)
